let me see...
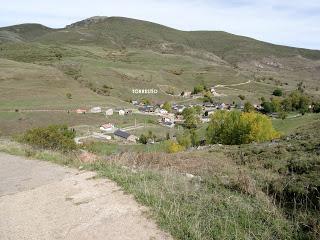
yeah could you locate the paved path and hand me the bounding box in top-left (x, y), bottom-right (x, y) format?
top-left (0, 152), bottom-right (171, 240)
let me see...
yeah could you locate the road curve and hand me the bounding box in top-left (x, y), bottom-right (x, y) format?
top-left (0, 152), bottom-right (171, 240)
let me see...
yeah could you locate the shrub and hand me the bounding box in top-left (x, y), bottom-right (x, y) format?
top-left (21, 125), bottom-right (77, 152)
top-left (243, 101), bottom-right (255, 113)
top-left (165, 141), bottom-right (185, 153)
top-left (238, 95), bottom-right (246, 101)
top-left (192, 84), bottom-right (205, 94)
top-left (162, 101), bottom-right (172, 112)
top-left (177, 132), bottom-right (191, 148)
top-left (261, 101), bottom-right (275, 114)
top-left (66, 92), bottom-right (72, 99)
top-left (273, 88), bottom-right (283, 96)
top-left (313, 102), bottom-right (320, 113)
top-left (139, 134), bottom-right (148, 144)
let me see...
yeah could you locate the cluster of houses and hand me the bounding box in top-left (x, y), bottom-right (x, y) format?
top-left (73, 95), bottom-right (262, 145)
top-left (76, 107), bottom-right (132, 116)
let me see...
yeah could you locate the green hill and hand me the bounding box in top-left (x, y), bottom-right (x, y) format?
top-left (0, 16), bottom-right (319, 110)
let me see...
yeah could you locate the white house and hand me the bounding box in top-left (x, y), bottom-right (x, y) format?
top-left (100, 123), bottom-right (115, 132)
top-left (158, 109), bottom-right (168, 114)
top-left (90, 107), bottom-right (102, 113)
top-left (76, 109), bottom-right (87, 114)
top-left (118, 110), bottom-right (125, 116)
top-left (105, 108), bottom-right (114, 116)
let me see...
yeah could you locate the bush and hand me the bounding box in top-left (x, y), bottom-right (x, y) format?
top-left (273, 88), bottom-right (283, 96)
top-left (139, 134), bottom-right (148, 144)
top-left (21, 125), bottom-right (77, 152)
top-left (206, 111), bottom-right (280, 145)
top-left (165, 141), bottom-right (185, 153)
top-left (192, 84), bottom-right (205, 94)
top-left (261, 101), bottom-right (275, 114)
top-left (162, 101), bottom-right (172, 112)
top-left (243, 101), bottom-right (255, 113)
top-left (177, 132), bottom-right (191, 148)
top-left (313, 102), bottom-right (320, 113)
top-left (66, 92), bottom-right (72, 99)
top-left (238, 95), bottom-right (246, 101)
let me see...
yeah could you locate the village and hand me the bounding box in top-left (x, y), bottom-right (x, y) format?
top-left (73, 86), bottom-right (261, 145)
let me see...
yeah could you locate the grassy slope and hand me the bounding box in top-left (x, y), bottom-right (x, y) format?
top-left (0, 16), bottom-right (319, 130)
top-left (0, 139), bottom-right (294, 239)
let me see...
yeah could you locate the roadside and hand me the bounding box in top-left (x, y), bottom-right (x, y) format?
top-left (0, 152), bottom-right (172, 240)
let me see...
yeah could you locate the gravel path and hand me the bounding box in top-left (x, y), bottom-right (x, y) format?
top-left (0, 152), bottom-right (171, 240)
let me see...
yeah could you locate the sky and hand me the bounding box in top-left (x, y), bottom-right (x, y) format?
top-left (1, 0), bottom-right (320, 50)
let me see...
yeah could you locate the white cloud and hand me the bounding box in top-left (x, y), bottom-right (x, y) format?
top-left (1, 0), bottom-right (319, 49)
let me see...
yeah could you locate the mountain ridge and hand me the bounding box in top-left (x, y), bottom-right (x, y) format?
top-left (1, 16), bottom-right (319, 63)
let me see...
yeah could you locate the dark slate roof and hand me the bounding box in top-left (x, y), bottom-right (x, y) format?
top-left (114, 129), bottom-right (130, 139)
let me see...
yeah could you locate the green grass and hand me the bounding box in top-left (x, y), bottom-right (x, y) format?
top-left (1, 16), bottom-right (320, 111)
top-left (0, 138), bottom-right (294, 239)
top-left (272, 113), bottom-right (320, 134)
top-left (84, 142), bottom-right (168, 155)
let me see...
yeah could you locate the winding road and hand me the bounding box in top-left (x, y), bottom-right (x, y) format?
top-left (0, 152), bottom-right (171, 240)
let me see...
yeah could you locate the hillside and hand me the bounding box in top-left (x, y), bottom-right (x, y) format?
top-left (0, 16), bottom-right (319, 110)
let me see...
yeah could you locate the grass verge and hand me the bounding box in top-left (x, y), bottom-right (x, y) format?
top-left (0, 138), bottom-right (294, 239)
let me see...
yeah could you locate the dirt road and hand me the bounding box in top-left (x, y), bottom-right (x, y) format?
top-left (0, 152), bottom-right (171, 240)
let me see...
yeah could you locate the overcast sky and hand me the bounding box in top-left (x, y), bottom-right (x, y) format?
top-left (1, 0), bottom-right (320, 49)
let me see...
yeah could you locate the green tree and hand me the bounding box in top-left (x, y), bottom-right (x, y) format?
top-left (177, 131), bottom-right (191, 148)
top-left (193, 84), bottom-right (205, 94)
top-left (238, 95), bottom-right (246, 101)
top-left (162, 102), bottom-right (172, 112)
top-left (313, 102), bottom-right (320, 113)
top-left (190, 130), bottom-right (200, 147)
top-left (193, 105), bottom-right (203, 115)
top-left (243, 101), bottom-right (255, 113)
top-left (206, 111), bottom-right (279, 145)
top-left (182, 108), bottom-right (200, 129)
top-left (261, 101), bottom-right (275, 114)
top-left (273, 89), bottom-right (283, 96)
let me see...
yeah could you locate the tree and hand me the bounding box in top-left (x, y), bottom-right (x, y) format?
top-left (273, 89), bottom-right (283, 96)
top-left (193, 105), bottom-right (203, 115)
top-left (243, 102), bottom-right (255, 113)
top-left (182, 107), bottom-right (200, 129)
top-left (206, 110), bottom-right (280, 145)
top-left (193, 84), bottom-right (205, 94)
top-left (238, 95), bottom-right (246, 101)
top-left (313, 102), bottom-right (320, 113)
top-left (142, 98), bottom-right (151, 105)
top-left (261, 101), bottom-right (275, 114)
top-left (297, 81), bottom-right (304, 92)
top-left (271, 98), bottom-right (281, 112)
top-left (166, 132), bottom-right (170, 140)
top-left (202, 91), bottom-right (213, 103)
top-left (177, 131), bottom-right (191, 148)
top-left (190, 130), bottom-right (200, 147)
top-left (162, 102), bottom-right (172, 112)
